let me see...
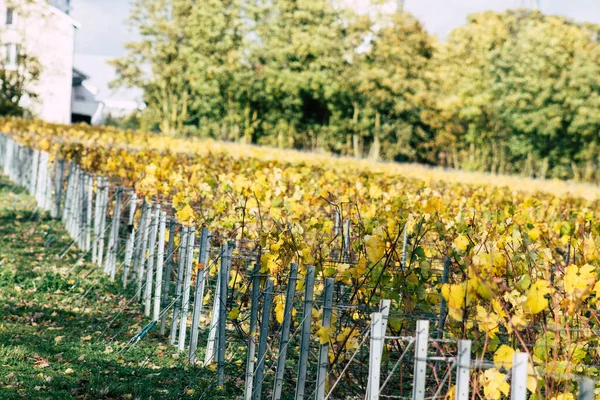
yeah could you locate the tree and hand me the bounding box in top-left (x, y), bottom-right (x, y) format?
top-left (0, 0), bottom-right (40, 117)
top-left (247, 0), bottom-right (351, 150)
top-left (0, 47), bottom-right (40, 117)
top-left (111, 0), bottom-right (193, 135)
top-left (350, 10), bottom-right (435, 162)
top-left (433, 10), bottom-right (600, 179)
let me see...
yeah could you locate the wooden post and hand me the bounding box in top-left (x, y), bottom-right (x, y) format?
top-left (133, 201), bottom-right (148, 299)
top-left (178, 226), bottom-right (197, 351)
top-left (78, 172), bottom-right (86, 250)
top-left (123, 191), bottom-right (138, 288)
top-left (366, 312), bottom-right (385, 400)
top-left (103, 183), bottom-right (115, 275)
top-left (160, 220), bottom-right (176, 336)
top-left (63, 164), bottom-right (74, 228)
top-left (30, 150), bottom-right (39, 203)
top-left (97, 178), bottom-right (109, 267)
top-left (35, 151), bottom-right (46, 208)
top-left (455, 340), bottom-right (471, 400)
top-left (437, 257), bottom-right (450, 337)
top-left (578, 379), bottom-right (595, 400)
top-left (401, 225), bottom-right (408, 271)
top-left (253, 279), bottom-right (274, 400)
top-left (85, 175), bottom-right (93, 252)
top-left (205, 247), bottom-right (223, 366)
top-left (52, 159), bottom-right (65, 219)
top-left (108, 188), bottom-right (123, 280)
top-left (412, 320), bottom-right (429, 400)
top-left (153, 211), bottom-right (167, 321)
top-left (91, 177), bottom-right (102, 264)
top-left (510, 353), bottom-right (528, 400)
top-left (44, 155), bottom-right (54, 213)
top-left (366, 299), bottom-right (391, 395)
top-left (217, 242), bottom-right (233, 386)
top-left (135, 203), bottom-right (151, 301)
top-left (294, 265), bottom-right (315, 400)
top-left (189, 227), bottom-right (210, 364)
top-left (144, 205), bottom-right (160, 316)
top-left (343, 219), bottom-right (351, 262)
top-left (137, 203), bottom-right (152, 302)
top-left (316, 278), bottom-right (334, 400)
top-left (245, 263), bottom-right (262, 400)
top-left (272, 263), bottom-right (299, 400)
top-left (68, 167), bottom-right (78, 239)
top-left (170, 226), bottom-right (189, 345)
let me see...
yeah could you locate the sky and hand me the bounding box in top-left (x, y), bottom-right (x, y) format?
top-left (70, 0), bottom-right (600, 58)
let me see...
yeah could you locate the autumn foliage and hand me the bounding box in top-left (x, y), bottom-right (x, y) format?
top-left (4, 118), bottom-right (600, 398)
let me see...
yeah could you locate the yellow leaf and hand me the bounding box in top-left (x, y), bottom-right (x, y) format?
top-left (526, 364), bottom-right (537, 393)
top-left (228, 307), bottom-right (240, 320)
top-left (365, 234), bottom-right (384, 261)
top-left (475, 306), bottom-right (501, 338)
top-left (315, 325), bottom-right (333, 345)
top-left (528, 226), bottom-right (541, 240)
top-left (479, 369), bottom-right (510, 400)
top-left (275, 296), bottom-right (285, 324)
top-left (454, 235), bottom-right (469, 252)
top-left (176, 205), bottom-right (195, 224)
top-left (563, 264), bottom-right (596, 313)
top-left (583, 234), bottom-right (599, 261)
top-left (54, 336), bottom-right (65, 344)
top-left (64, 368), bottom-right (74, 374)
top-left (493, 345), bottom-right (515, 369)
top-left (441, 283), bottom-right (466, 320)
top-left (525, 280), bottom-right (551, 314)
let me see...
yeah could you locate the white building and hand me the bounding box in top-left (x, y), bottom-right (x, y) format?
top-left (0, 0), bottom-right (102, 124)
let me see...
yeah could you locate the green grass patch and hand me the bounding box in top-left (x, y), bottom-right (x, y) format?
top-left (0, 176), bottom-right (234, 399)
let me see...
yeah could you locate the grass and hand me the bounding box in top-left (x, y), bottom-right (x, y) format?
top-left (0, 176), bottom-right (232, 399)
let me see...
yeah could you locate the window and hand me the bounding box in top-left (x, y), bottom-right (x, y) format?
top-left (5, 43), bottom-right (18, 68)
top-left (6, 7), bottom-right (13, 25)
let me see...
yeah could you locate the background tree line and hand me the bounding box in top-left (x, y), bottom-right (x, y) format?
top-left (112, 1), bottom-right (600, 181)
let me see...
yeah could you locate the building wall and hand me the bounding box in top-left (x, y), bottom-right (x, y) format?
top-left (0, 0), bottom-right (76, 124)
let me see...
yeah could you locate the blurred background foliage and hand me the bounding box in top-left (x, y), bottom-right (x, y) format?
top-left (111, 1), bottom-right (600, 181)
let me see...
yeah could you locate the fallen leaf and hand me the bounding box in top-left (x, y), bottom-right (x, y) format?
top-left (34, 358), bottom-right (50, 369)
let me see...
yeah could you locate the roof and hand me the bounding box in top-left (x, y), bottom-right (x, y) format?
top-left (47, 5), bottom-right (81, 29)
top-left (72, 67), bottom-right (89, 86)
top-left (73, 54), bottom-right (145, 109)
top-left (29, 0), bottom-right (81, 28)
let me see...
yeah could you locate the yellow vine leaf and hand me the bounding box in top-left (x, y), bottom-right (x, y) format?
top-left (479, 369), bottom-right (510, 400)
top-left (475, 306), bottom-right (501, 338)
top-left (228, 307), bottom-right (240, 320)
top-left (551, 395), bottom-right (574, 400)
top-left (527, 226), bottom-right (541, 240)
top-left (563, 264), bottom-right (596, 313)
top-left (525, 280), bottom-right (551, 314)
top-left (315, 325), bottom-right (334, 345)
top-left (275, 296), bottom-right (285, 324)
top-left (176, 204), bottom-right (195, 224)
top-left (493, 345), bottom-right (515, 369)
top-left (527, 364), bottom-right (537, 393)
top-left (583, 234), bottom-right (599, 261)
top-left (442, 283), bottom-right (466, 320)
top-left (454, 234), bottom-right (469, 252)
top-left (365, 234), bottom-right (384, 261)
